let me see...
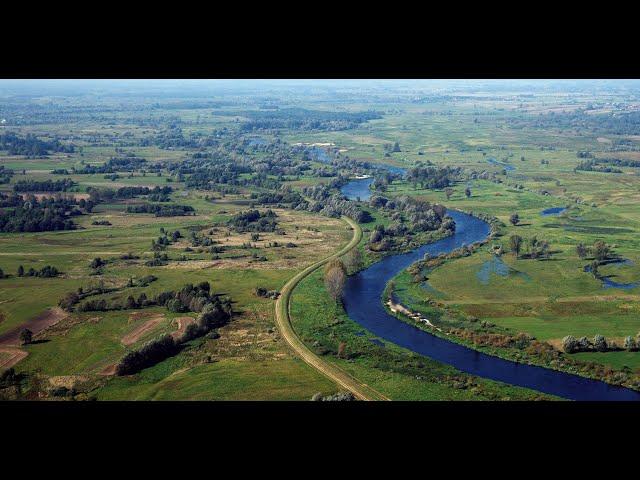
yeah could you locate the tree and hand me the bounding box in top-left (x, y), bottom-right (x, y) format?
top-left (593, 334), bottom-right (608, 352)
top-left (324, 259), bottom-right (346, 303)
top-left (509, 234), bottom-right (523, 258)
top-left (17, 265), bottom-right (24, 277)
top-left (576, 243), bottom-right (588, 259)
top-left (0, 267), bottom-right (4, 279)
top-left (444, 187), bottom-right (454, 200)
top-left (125, 295), bottom-right (138, 310)
top-left (593, 240), bottom-right (609, 262)
top-left (562, 335), bottom-right (578, 353)
top-left (343, 247), bottom-right (363, 274)
top-left (624, 336), bottom-right (637, 351)
top-left (20, 328), bottom-right (33, 345)
top-left (464, 187), bottom-right (471, 198)
top-left (590, 260), bottom-right (599, 278)
top-left (509, 213), bottom-right (520, 226)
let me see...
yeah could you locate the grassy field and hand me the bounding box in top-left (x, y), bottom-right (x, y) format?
top-left (3, 82), bottom-right (640, 398)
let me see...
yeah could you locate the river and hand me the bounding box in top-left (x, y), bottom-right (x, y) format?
top-left (340, 208), bottom-right (640, 400)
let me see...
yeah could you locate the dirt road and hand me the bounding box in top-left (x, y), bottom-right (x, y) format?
top-left (275, 216), bottom-right (390, 401)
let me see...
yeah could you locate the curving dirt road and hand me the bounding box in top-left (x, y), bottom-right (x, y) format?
top-left (275, 216), bottom-right (390, 401)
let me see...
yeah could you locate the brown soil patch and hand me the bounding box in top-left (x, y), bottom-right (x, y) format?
top-left (99, 363), bottom-right (117, 376)
top-left (171, 316), bottom-right (197, 340)
top-left (121, 314), bottom-right (164, 345)
top-left (0, 348), bottom-right (28, 369)
top-left (0, 307), bottom-right (69, 347)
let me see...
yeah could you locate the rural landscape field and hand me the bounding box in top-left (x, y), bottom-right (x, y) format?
top-left (2, 79), bottom-right (640, 401)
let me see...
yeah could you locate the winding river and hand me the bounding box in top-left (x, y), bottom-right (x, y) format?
top-left (339, 204), bottom-right (640, 400)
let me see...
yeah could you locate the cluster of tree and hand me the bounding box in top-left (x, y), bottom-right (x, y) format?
top-left (59, 278), bottom-right (156, 312)
top-left (575, 159), bottom-right (622, 174)
top-left (73, 156), bottom-right (147, 174)
top-left (0, 166), bottom-right (15, 184)
top-left (86, 186), bottom-right (172, 204)
top-left (115, 334), bottom-right (179, 375)
top-left (407, 165), bottom-right (460, 190)
top-left (113, 185), bottom-right (173, 200)
top-left (250, 189), bottom-right (304, 206)
top-left (145, 252), bottom-right (169, 266)
top-left (576, 240), bottom-right (612, 262)
top-left (342, 247), bottom-right (364, 274)
top-left (126, 204), bottom-right (195, 217)
top-left (237, 108), bottom-right (382, 132)
top-left (254, 287), bottom-right (280, 299)
top-left (0, 195), bottom-right (85, 232)
top-left (509, 234), bottom-right (551, 259)
top-left (227, 209), bottom-right (280, 233)
top-left (0, 132), bottom-right (74, 157)
top-left (324, 259), bottom-right (347, 303)
top-left (0, 192), bottom-right (23, 208)
top-left (13, 178), bottom-right (76, 193)
top-left (383, 142), bottom-right (402, 154)
top-left (371, 195), bottom-right (448, 233)
top-left (578, 241), bottom-right (618, 279)
top-left (300, 183), bottom-right (373, 223)
top-left (115, 282), bottom-right (232, 375)
top-left (16, 265), bottom-right (60, 278)
top-left (597, 157), bottom-right (640, 168)
top-left (562, 333), bottom-right (640, 353)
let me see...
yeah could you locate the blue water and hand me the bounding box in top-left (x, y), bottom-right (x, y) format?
top-left (476, 256), bottom-right (531, 285)
top-left (487, 157), bottom-right (516, 171)
top-left (541, 207), bottom-right (567, 216)
top-left (340, 164), bottom-right (406, 201)
top-left (584, 261), bottom-right (640, 290)
top-left (341, 177), bottom-right (374, 201)
top-left (378, 164), bottom-right (406, 176)
top-left (343, 210), bottom-right (640, 400)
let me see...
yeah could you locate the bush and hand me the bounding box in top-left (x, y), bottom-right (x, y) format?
top-left (594, 334), bottom-right (608, 352)
top-left (624, 336), bottom-right (637, 351)
top-left (562, 335), bottom-right (578, 353)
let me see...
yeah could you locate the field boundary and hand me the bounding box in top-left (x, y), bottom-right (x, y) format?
top-left (275, 216), bottom-right (390, 401)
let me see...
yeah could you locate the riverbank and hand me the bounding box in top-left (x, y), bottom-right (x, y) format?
top-left (384, 212), bottom-right (640, 397)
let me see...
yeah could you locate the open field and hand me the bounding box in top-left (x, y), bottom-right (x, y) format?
top-left (3, 80), bottom-right (640, 400)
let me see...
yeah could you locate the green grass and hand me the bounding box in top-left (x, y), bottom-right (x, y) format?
top-left (95, 358), bottom-right (336, 400)
top-left (290, 270), bottom-right (556, 400)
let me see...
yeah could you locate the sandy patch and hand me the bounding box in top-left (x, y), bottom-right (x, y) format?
top-left (171, 316), bottom-right (197, 340)
top-left (121, 314), bottom-right (164, 346)
top-left (596, 137), bottom-right (612, 144)
top-left (99, 364), bottom-right (117, 376)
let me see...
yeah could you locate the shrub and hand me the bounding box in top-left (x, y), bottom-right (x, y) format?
top-left (19, 329), bottom-right (33, 346)
top-left (562, 335), bottom-right (578, 353)
top-left (624, 336), bottom-right (637, 351)
top-left (594, 334), bottom-right (608, 352)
